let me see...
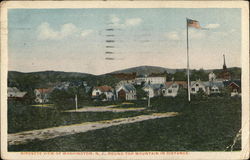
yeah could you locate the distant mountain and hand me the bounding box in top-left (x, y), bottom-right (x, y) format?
top-left (108, 65), bottom-right (186, 75)
top-left (8, 70), bottom-right (93, 80)
top-left (8, 66), bottom-right (241, 91)
top-left (108, 65), bottom-right (241, 76)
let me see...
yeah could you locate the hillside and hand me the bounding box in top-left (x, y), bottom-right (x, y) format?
top-left (8, 66), bottom-right (241, 91)
top-left (8, 71), bottom-right (94, 91)
top-left (108, 65), bottom-right (241, 78)
top-left (109, 65), bottom-right (185, 75)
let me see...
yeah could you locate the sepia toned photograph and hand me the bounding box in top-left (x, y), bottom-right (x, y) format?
top-left (1, 1), bottom-right (249, 160)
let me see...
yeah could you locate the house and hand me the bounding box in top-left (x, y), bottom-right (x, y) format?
top-left (116, 84), bottom-right (136, 100)
top-left (8, 87), bottom-right (27, 99)
top-left (203, 81), bottom-right (224, 95)
top-left (85, 86), bottom-right (92, 94)
top-left (54, 82), bottom-right (71, 90)
top-left (224, 80), bottom-right (241, 97)
top-left (135, 75), bottom-right (166, 85)
top-left (174, 81), bottom-right (188, 89)
top-left (191, 79), bottom-right (224, 95)
top-left (55, 81), bottom-right (88, 90)
top-left (92, 85), bottom-right (115, 101)
top-left (142, 83), bottom-right (164, 98)
top-left (83, 81), bottom-right (88, 87)
top-left (190, 80), bottom-right (207, 94)
top-left (117, 79), bottom-right (136, 86)
top-left (34, 88), bottom-right (53, 103)
top-left (162, 82), bottom-right (179, 97)
top-left (209, 72), bottom-right (216, 81)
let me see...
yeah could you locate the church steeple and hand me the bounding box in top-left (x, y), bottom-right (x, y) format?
top-left (223, 54), bottom-right (227, 70)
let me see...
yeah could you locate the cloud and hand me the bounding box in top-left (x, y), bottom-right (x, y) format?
top-left (109, 15), bottom-right (142, 28)
top-left (165, 31), bottom-right (180, 40)
top-left (205, 23), bottom-right (220, 29)
top-left (125, 18), bottom-right (142, 26)
top-left (110, 15), bottom-right (120, 24)
top-left (81, 30), bottom-right (93, 37)
top-left (188, 29), bottom-right (206, 39)
top-left (165, 29), bottom-right (205, 41)
top-left (37, 22), bottom-right (92, 40)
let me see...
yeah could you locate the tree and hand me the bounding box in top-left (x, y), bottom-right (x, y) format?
top-left (134, 84), bottom-right (147, 100)
top-left (173, 71), bottom-right (187, 81)
top-left (137, 87), bottom-right (147, 100)
top-left (190, 69), bottom-right (208, 81)
top-left (23, 90), bottom-right (36, 104)
top-left (99, 93), bottom-right (107, 101)
top-left (195, 88), bottom-right (207, 99)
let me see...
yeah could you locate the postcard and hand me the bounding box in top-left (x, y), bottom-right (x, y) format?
top-left (1, 1), bottom-right (249, 160)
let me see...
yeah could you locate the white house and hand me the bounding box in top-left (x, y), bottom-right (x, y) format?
top-left (34, 88), bottom-right (53, 103)
top-left (191, 80), bottom-right (224, 95)
top-left (136, 76), bottom-right (166, 85)
top-left (92, 85), bottom-right (115, 101)
top-left (203, 81), bottom-right (224, 95)
top-left (190, 80), bottom-right (207, 94)
top-left (8, 87), bottom-right (27, 99)
top-left (142, 84), bottom-right (164, 98)
top-left (209, 72), bottom-right (216, 81)
top-left (162, 82), bottom-right (179, 97)
top-left (116, 84), bottom-right (136, 100)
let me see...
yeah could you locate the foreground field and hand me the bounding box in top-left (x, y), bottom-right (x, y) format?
top-left (9, 112), bottom-right (178, 146)
top-left (8, 97), bottom-right (241, 151)
top-left (8, 102), bottom-right (150, 133)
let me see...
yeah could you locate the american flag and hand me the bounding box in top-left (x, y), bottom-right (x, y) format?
top-left (187, 19), bottom-right (201, 29)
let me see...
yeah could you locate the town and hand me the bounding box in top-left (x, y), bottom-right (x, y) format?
top-left (8, 55), bottom-right (241, 104)
top-left (7, 55), bottom-right (242, 152)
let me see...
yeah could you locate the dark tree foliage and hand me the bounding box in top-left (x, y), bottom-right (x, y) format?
top-left (172, 71), bottom-right (187, 81)
top-left (134, 85), bottom-right (147, 100)
top-left (49, 85), bottom-right (91, 110)
top-left (190, 69), bottom-right (208, 81)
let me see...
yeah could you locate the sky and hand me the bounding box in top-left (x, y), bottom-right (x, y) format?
top-left (8, 8), bottom-right (241, 75)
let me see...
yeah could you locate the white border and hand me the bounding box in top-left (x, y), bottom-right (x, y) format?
top-left (1, 1), bottom-right (249, 160)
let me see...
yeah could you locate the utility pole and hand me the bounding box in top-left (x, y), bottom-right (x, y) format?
top-left (75, 94), bottom-right (78, 111)
top-left (147, 91), bottom-right (150, 108)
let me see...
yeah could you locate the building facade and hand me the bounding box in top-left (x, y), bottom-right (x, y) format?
top-left (116, 84), bottom-right (137, 100)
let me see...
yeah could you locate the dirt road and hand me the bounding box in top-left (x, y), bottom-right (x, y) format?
top-left (8, 112), bottom-right (178, 146)
top-left (64, 106), bottom-right (146, 112)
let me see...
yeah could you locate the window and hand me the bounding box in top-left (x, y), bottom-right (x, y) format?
top-left (172, 85), bottom-right (177, 88)
top-left (191, 88), bottom-right (195, 91)
top-left (168, 89), bottom-right (172, 93)
top-left (196, 84), bottom-right (199, 86)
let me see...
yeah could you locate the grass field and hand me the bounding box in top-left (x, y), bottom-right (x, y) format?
top-left (8, 102), bottom-right (151, 133)
top-left (8, 96), bottom-right (241, 151)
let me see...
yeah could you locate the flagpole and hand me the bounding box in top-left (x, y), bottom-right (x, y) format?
top-left (186, 18), bottom-right (191, 102)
